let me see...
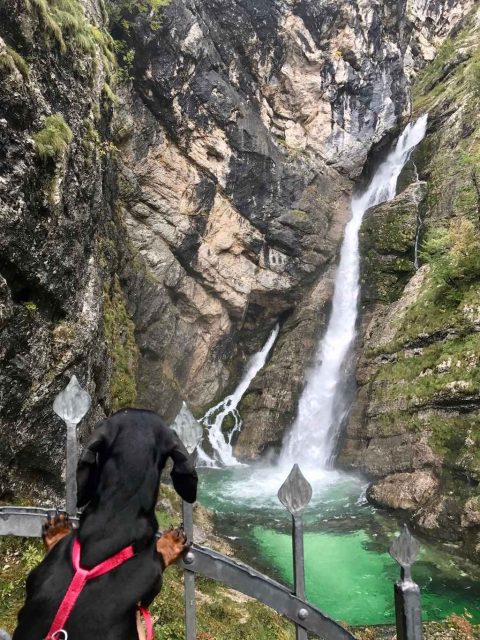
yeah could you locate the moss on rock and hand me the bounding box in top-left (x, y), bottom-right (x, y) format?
top-left (360, 183), bottom-right (424, 303)
top-left (103, 275), bottom-right (139, 412)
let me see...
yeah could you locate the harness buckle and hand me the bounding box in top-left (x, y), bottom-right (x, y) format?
top-left (50, 631), bottom-right (68, 640)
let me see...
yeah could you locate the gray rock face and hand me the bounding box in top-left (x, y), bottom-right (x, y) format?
top-left (0, 0), bottom-right (118, 500)
top-left (367, 471), bottom-right (439, 511)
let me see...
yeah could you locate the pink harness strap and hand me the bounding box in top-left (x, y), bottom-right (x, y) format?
top-left (46, 538), bottom-right (153, 640)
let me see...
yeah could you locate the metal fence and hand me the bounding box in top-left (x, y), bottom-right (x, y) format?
top-left (0, 378), bottom-right (422, 640)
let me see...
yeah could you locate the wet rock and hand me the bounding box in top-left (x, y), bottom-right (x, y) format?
top-left (367, 471), bottom-right (439, 510)
top-left (360, 182), bottom-right (427, 304)
top-left (461, 497), bottom-right (480, 528)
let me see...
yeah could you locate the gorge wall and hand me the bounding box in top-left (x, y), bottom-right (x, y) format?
top-left (339, 6), bottom-right (480, 560)
top-left (115, 0), bottom-right (474, 460)
top-left (0, 0), bottom-right (475, 518)
top-left (0, 0), bottom-right (121, 500)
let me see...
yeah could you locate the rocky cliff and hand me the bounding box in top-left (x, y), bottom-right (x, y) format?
top-left (114, 0), bottom-right (475, 460)
top-left (0, 0), bottom-right (125, 500)
top-left (0, 0), bottom-right (474, 499)
top-left (339, 6), bottom-right (480, 560)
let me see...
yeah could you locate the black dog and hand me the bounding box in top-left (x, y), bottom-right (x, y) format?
top-left (13, 408), bottom-right (198, 640)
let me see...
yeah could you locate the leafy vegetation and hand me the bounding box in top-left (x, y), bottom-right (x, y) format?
top-left (33, 114), bottom-right (73, 159)
top-left (107, 0), bottom-right (171, 30)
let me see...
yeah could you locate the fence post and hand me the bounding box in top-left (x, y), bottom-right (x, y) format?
top-left (182, 500), bottom-right (196, 640)
top-left (278, 464), bottom-right (313, 640)
top-left (389, 525), bottom-right (422, 640)
top-left (53, 376), bottom-right (91, 516)
top-left (175, 416), bottom-right (202, 640)
top-left (65, 421), bottom-right (79, 515)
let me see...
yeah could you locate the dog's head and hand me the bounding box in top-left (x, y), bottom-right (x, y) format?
top-left (76, 409), bottom-right (198, 510)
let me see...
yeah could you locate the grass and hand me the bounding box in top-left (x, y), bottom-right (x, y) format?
top-left (0, 46), bottom-right (29, 79)
top-left (0, 537), bottom-right (43, 633)
top-left (0, 534), bottom-right (294, 639)
top-left (32, 114), bottom-right (73, 159)
top-left (26, 0), bottom-right (116, 80)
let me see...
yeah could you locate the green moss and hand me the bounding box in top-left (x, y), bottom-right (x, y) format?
top-left (0, 46), bottom-right (29, 78)
top-left (420, 220), bottom-right (480, 304)
top-left (220, 412), bottom-right (236, 436)
top-left (367, 327), bottom-right (480, 477)
top-left (371, 219), bottom-right (480, 353)
top-left (33, 114), bottom-right (73, 160)
top-left (151, 566), bottom-right (294, 640)
top-left (102, 82), bottom-right (117, 103)
top-left (412, 9), bottom-right (480, 115)
top-left (22, 301), bottom-right (37, 312)
top-left (359, 193), bottom-right (418, 303)
top-left (29, 0), bottom-right (66, 51)
top-left (291, 209), bottom-right (308, 220)
top-left (103, 276), bottom-right (138, 411)
top-left (156, 510), bottom-right (177, 529)
top-left (107, 0), bottom-right (171, 30)
top-left (374, 332), bottom-right (480, 398)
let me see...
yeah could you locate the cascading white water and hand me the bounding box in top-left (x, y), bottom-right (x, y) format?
top-left (198, 324), bottom-right (280, 467)
top-left (281, 114), bottom-right (428, 470)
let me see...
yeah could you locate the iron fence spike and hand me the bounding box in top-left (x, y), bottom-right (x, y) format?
top-left (278, 464), bottom-right (313, 515)
top-left (53, 375), bottom-right (91, 425)
top-left (389, 524), bottom-right (421, 568)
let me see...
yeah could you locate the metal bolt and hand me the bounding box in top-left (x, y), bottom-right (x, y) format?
top-left (298, 608), bottom-right (308, 620)
top-left (184, 551), bottom-right (195, 565)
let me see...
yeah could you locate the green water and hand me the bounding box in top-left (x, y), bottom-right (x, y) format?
top-left (198, 466), bottom-right (480, 626)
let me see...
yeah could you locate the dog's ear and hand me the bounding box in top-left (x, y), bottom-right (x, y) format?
top-left (76, 420), bottom-right (115, 508)
top-left (168, 430), bottom-right (198, 504)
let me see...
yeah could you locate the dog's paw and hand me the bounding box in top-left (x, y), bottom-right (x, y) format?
top-left (42, 512), bottom-right (73, 552)
top-left (156, 526), bottom-right (188, 568)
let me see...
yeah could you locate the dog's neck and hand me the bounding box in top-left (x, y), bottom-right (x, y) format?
top-left (77, 490), bottom-right (159, 568)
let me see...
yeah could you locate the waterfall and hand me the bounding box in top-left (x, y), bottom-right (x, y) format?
top-left (198, 324), bottom-right (280, 467)
top-left (281, 114), bottom-right (428, 470)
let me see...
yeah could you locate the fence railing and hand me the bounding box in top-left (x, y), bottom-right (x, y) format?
top-left (0, 378), bottom-right (422, 640)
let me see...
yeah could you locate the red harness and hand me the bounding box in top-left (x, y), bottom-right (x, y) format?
top-left (46, 538), bottom-right (153, 640)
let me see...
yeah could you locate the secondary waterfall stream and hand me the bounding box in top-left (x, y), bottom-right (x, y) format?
top-left (195, 115), bottom-right (480, 623)
top-left (197, 324), bottom-right (279, 467)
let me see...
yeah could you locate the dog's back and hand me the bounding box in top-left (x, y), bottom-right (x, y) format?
top-left (13, 409), bottom-right (197, 640)
top-left (14, 535), bottom-right (162, 640)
